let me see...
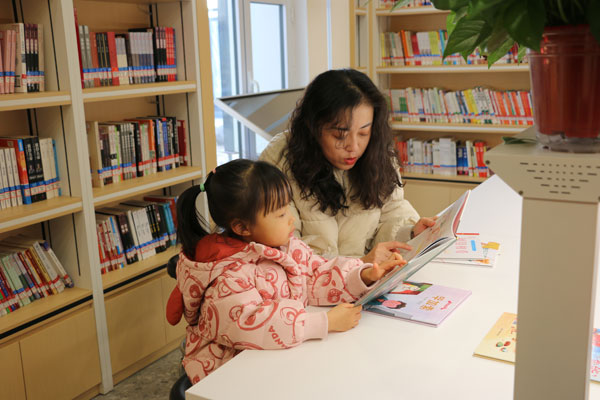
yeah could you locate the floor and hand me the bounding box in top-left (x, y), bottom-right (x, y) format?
top-left (92, 348), bottom-right (183, 400)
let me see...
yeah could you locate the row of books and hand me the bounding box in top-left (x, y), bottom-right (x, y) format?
top-left (377, 0), bottom-right (433, 8)
top-left (0, 136), bottom-right (60, 207)
top-left (95, 196), bottom-right (177, 274)
top-left (76, 16), bottom-right (177, 88)
top-left (380, 31), bottom-right (523, 67)
top-left (387, 87), bottom-right (535, 126)
top-left (86, 117), bottom-right (188, 188)
top-left (395, 137), bottom-right (489, 177)
top-left (0, 23), bottom-right (45, 93)
top-left (0, 236), bottom-right (73, 317)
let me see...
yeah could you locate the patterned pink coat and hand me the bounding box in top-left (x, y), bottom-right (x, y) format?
top-left (177, 233), bottom-right (372, 383)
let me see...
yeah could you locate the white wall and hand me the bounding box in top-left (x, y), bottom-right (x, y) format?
top-left (306, 0), bottom-right (351, 81)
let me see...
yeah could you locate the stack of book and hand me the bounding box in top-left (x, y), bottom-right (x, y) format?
top-left (380, 30), bottom-right (523, 67)
top-left (0, 23), bottom-right (45, 93)
top-left (0, 136), bottom-right (61, 207)
top-left (76, 11), bottom-right (177, 89)
top-left (86, 117), bottom-right (188, 187)
top-left (395, 137), bottom-right (489, 178)
top-left (0, 236), bottom-right (73, 317)
top-left (387, 87), bottom-right (534, 126)
top-left (95, 195), bottom-right (177, 274)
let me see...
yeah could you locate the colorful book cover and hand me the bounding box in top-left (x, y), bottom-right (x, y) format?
top-left (364, 281), bottom-right (471, 327)
top-left (438, 241), bottom-right (500, 267)
top-left (475, 313), bottom-right (600, 383)
top-left (437, 233), bottom-right (484, 260)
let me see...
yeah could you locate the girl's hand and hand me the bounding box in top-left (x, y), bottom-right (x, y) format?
top-left (327, 303), bottom-right (362, 332)
top-left (361, 241), bottom-right (412, 264)
top-left (412, 216), bottom-right (438, 238)
top-left (360, 253), bottom-right (406, 286)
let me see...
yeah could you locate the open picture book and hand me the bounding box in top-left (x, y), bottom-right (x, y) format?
top-left (355, 190), bottom-right (471, 306)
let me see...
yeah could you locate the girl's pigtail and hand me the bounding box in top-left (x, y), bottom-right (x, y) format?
top-left (176, 184), bottom-right (209, 259)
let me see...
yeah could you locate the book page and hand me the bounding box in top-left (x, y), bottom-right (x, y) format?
top-left (355, 190), bottom-right (471, 306)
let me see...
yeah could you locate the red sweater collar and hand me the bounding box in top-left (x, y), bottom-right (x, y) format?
top-left (194, 233), bottom-right (248, 262)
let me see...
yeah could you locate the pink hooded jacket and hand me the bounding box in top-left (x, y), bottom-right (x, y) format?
top-left (177, 233), bottom-right (373, 383)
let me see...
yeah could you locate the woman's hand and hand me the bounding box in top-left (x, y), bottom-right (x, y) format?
top-left (361, 241), bottom-right (412, 265)
top-left (327, 303), bottom-right (362, 332)
top-left (360, 253), bottom-right (406, 286)
top-left (412, 216), bottom-right (438, 238)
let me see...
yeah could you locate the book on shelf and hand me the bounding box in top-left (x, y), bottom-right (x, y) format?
top-left (87, 116), bottom-right (187, 187)
top-left (0, 236), bottom-right (72, 317)
top-left (378, 0), bottom-right (433, 8)
top-left (95, 199), bottom-right (176, 274)
top-left (76, 18), bottom-right (178, 88)
top-left (0, 22), bottom-right (45, 93)
top-left (387, 87), bottom-right (533, 127)
top-left (355, 189), bottom-right (470, 306)
top-left (380, 30), bottom-right (523, 67)
top-left (364, 280), bottom-right (471, 326)
top-left (395, 136), bottom-right (489, 178)
top-left (0, 136), bottom-right (60, 207)
top-left (474, 313), bottom-right (600, 384)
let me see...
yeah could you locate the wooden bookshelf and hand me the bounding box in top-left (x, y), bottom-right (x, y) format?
top-left (402, 172), bottom-right (486, 184)
top-left (390, 121), bottom-right (528, 134)
top-left (92, 166), bottom-right (203, 207)
top-left (375, 6), bottom-right (448, 16)
top-left (376, 64), bottom-right (529, 74)
top-left (0, 91), bottom-right (71, 111)
top-left (0, 0), bottom-right (215, 398)
top-left (101, 246), bottom-right (179, 291)
top-left (0, 196), bottom-right (82, 234)
top-left (0, 287), bottom-right (92, 337)
top-left (82, 81), bottom-right (197, 103)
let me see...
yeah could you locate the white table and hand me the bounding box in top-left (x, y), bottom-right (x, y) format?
top-left (186, 175), bottom-right (600, 400)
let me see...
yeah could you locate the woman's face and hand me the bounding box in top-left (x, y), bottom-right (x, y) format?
top-left (318, 103), bottom-right (374, 170)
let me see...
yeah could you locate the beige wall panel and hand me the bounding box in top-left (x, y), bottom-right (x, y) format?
top-left (20, 307), bottom-right (102, 400)
top-left (73, 0), bottom-right (149, 32)
top-left (83, 97), bottom-right (157, 122)
top-left (403, 179), bottom-right (476, 217)
top-left (388, 13), bottom-right (447, 32)
top-left (161, 274), bottom-right (187, 343)
top-left (105, 276), bottom-right (167, 374)
top-left (390, 72), bottom-right (531, 91)
top-left (0, 340), bottom-right (26, 400)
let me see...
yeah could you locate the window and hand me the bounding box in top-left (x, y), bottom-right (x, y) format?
top-left (208, 0), bottom-right (306, 163)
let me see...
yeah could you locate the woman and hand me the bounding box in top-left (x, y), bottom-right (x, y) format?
top-left (260, 68), bottom-right (435, 261)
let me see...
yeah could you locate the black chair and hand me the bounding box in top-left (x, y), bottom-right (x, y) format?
top-left (167, 254), bottom-right (193, 400)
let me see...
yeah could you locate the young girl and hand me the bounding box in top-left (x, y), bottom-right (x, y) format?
top-left (168, 159), bottom-right (405, 384)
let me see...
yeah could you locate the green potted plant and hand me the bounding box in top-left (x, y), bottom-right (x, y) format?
top-left (392, 0), bottom-right (600, 152)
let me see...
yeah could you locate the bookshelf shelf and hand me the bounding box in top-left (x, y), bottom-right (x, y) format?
top-left (92, 166), bottom-right (203, 207)
top-left (0, 91), bottom-right (71, 112)
top-left (375, 6), bottom-right (448, 16)
top-left (84, 0), bottom-right (186, 3)
top-left (101, 246), bottom-right (179, 291)
top-left (377, 65), bottom-right (529, 74)
top-left (0, 196), bottom-right (83, 234)
top-left (82, 81), bottom-right (197, 103)
top-left (402, 172), bottom-right (486, 184)
top-left (356, 8), bottom-right (367, 16)
top-left (0, 287), bottom-right (92, 337)
top-left (390, 121), bottom-right (528, 134)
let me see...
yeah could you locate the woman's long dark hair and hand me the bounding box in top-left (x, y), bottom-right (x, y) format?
top-left (287, 68), bottom-right (400, 215)
top-left (176, 159), bottom-right (293, 259)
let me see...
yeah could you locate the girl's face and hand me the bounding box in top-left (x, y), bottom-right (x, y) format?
top-left (318, 103), bottom-right (374, 170)
top-left (245, 204), bottom-right (295, 248)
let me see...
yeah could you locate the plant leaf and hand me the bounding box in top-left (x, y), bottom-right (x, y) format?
top-left (446, 7), bottom-right (467, 36)
top-left (487, 37), bottom-right (515, 67)
top-left (501, 0), bottom-right (545, 51)
top-left (467, 0), bottom-right (506, 20)
top-left (390, 0), bottom-right (412, 11)
top-left (443, 17), bottom-right (492, 60)
top-left (588, 0), bottom-right (600, 46)
top-left (517, 44), bottom-right (527, 62)
top-left (431, 0), bottom-right (470, 11)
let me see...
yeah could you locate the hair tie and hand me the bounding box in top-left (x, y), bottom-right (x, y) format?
top-left (199, 183), bottom-right (205, 192)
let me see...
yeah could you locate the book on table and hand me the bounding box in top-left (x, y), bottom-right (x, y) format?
top-left (364, 281), bottom-right (471, 327)
top-left (355, 189), bottom-right (471, 306)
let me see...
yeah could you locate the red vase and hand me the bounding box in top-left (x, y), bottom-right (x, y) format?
top-left (528, 25), bottom-right (600, 152)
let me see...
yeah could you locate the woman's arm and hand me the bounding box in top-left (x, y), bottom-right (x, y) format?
top-left (372, 178), bottom-right (420, 247)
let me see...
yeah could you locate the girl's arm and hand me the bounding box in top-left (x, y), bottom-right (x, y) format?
top-left (204, 273), bottom-right (328, 351)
